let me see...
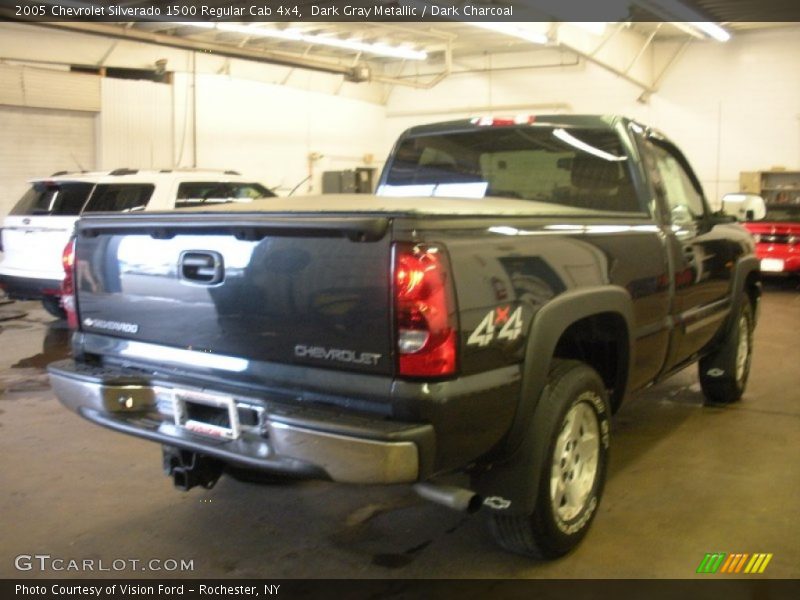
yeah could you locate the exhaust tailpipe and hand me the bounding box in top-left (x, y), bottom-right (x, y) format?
top-left (413, 483), bottom-right (482, 513)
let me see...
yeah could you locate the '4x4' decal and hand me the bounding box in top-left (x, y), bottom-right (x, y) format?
top-left (467, 305), bottom-right (523, 347)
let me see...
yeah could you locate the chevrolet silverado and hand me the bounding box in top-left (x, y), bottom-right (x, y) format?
top-left (48, 115), bottom-right (761, 558)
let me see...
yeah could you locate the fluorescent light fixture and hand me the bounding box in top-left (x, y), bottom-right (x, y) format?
top-left (467, 22), bottom-right (549, 45)
top-left (689, 21), bottom-right (731, 42)
top-left (553, 128), bottom-right (627, 162)
top-left (178, 22), bottom-right (428, 60)
top-left (667, 21), bottom-right (706, 39)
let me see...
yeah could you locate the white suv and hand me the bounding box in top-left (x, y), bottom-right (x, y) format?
top-left (0, 169), bottom-right (275, 317)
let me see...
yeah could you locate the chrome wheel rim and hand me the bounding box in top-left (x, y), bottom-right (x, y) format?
top-left (735, 314), bottom-right (750, 384)
top-left (550, 401), bottom-right (600, 522)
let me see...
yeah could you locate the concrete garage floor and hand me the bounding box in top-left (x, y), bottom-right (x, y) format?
top-left (1, 283), bottom-right (798, 579)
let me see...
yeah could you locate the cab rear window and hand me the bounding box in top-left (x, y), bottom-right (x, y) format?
top-left (10, 182), bottom-right (93, 216)
top-left (380, 126), bottom-right (643, 214)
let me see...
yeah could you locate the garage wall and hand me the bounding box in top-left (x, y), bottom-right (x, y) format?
top-left (0, 21), bottom-right (388, 207)
top-left (0, 106), bottom-right (96, 216)
top-left (99, 78), bottom-right (173, 170)
top-left (0, 62), bottom-right (100, 215)
top-left (3, 24), bottom-right (800, 215)
top-left (385, 27), bottom-right (800, 208)
top-left (172, 73), bottom-right (386, 194)
top-left (651, 28), bottom-right (800, 203)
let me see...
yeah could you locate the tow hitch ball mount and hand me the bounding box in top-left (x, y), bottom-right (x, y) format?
top-left (162, 446), bottom-right (223, 491)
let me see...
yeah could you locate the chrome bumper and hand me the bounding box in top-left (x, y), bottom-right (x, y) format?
top-left (49, 360), bottom-right (428, 484)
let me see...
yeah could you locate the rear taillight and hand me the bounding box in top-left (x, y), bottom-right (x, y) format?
top-left (61, 238), bottom-right (77, 329)
top-left (393, 243), bottom-right (458, 377)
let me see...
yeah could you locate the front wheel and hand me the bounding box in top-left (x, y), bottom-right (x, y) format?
top-left (699, 300), bottom-right (754, 405)
top-left (488, 360), bottom-right (610, 558)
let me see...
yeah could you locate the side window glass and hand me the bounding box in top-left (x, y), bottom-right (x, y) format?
top-left (175, 182), bottom-right (232, 208)
top-left (83, 184), bottom-right (153, 213)
top-left (229, 183), bottom-right (273, 200)
top-left (648, 143), bottom-right (706, 225)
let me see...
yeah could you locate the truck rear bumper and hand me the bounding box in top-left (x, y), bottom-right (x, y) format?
top-left (48, 359), bottom-right (433, 484)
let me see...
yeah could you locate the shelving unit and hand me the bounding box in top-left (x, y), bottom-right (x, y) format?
top-left (740, 170), bottom-right (800, 205)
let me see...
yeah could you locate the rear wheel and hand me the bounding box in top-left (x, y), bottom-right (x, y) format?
top-left (699, 300), bottom-right (754, 405)
top-left (41, 296), bottom-right (66, 320)
top-left (488, 360), bottom-right (610, 558)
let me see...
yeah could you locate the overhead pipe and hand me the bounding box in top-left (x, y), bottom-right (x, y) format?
top-left (36, 21), bottom-right (356, 77)
top-left (36, 21), bottom-right (454, 91)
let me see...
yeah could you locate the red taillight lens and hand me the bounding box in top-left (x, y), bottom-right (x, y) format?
top-left (61, 238), bottom-right (78, 329)
top-left (471, 115), bottom-right (536, 127)
top-left (393, 243), bottom-right (458, 377)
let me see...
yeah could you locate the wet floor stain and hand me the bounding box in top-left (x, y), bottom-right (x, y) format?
top-left (4, 378), bottom-right (51, 393)
top-left (372, 539), bottom-right (433, 569)
top-left (0, 369), bottom-right (52, 396)
top-left (1, 323), bottom-right (35, 330)
top-left (0, 309), bottom-right (28, 322)
top-left (12, 326), bottom-right (71, 370)
top-left (331, 497), bottom-right (469, 570)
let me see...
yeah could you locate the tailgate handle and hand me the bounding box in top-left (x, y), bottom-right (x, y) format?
top-left (179, 251), bottom-right (224, 285)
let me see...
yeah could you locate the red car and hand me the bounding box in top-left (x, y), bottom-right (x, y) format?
top-left (744, 205), bottom-right (800, 275)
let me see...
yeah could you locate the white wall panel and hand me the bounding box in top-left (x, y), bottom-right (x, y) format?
top-left (0, 64), bottom-right (100, 112)
top-left (99, 78), bottom-right (173, 170)
top-left (0, 106), bottom-right (95, 216)
top-left (179, 74), bottom-right (386, 194)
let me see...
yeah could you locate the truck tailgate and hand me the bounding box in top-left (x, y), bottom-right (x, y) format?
top-left (74, 214), bottom-right (393, 375)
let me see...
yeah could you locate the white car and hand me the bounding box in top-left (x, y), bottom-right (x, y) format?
top-left (0, 169), bottom-right (276, 317)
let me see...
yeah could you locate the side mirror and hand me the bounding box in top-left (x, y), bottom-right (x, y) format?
top-left (671, 204), bottom-right (694, 227)
top-left (721, 193), bottom-right (766, 222)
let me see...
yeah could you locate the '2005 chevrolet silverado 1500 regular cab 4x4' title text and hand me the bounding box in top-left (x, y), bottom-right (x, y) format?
top-left (48, 115), bottom-right (760, 558)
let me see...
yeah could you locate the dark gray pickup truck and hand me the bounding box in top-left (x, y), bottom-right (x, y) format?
top-left (48, 115), bottom-right (760, 558)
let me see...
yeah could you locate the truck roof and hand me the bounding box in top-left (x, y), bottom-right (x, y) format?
top-left (400, 114), bottom-right (626, 137)
top-left (178, 193), bottom-right (615, 217)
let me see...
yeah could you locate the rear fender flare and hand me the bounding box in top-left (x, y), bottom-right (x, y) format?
top-left (474, 286), bottom-right (635, 515)
top-left (728, 255), bottom-right (761, 328)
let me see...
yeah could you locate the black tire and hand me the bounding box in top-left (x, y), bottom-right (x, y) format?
top-left (488, 360), bottom-right (610, 558)
top-left (41, 296), bottom-right (66, 319)
top-left (699, 300), bottom-right (754, 405)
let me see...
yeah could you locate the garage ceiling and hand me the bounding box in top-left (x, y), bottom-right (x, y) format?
top-left (24, 0), bottom-right (799, 94)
